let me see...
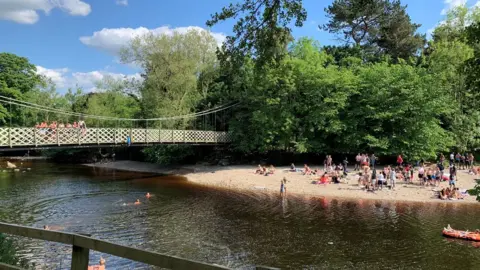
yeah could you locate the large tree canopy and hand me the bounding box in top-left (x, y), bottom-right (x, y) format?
top-left (0, 53), bottom-right (45, 124)
top-left (120, 29), bottom-right (218, 126)
top-left (207, 0), bottom-right (307, 66)
top-left (323, 0), bottom-right (425, 60)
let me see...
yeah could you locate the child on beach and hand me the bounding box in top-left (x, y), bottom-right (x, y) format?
top-left (280, 178), bottom-right (287, 197)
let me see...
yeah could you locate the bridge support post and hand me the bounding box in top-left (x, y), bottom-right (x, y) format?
top-left (8, 128), bottom-right (11, 148)
top-left (33, 128), bottom-right (37, 147)
top-left (56, 129), bottom-right (60, 146)
top-left (158, 126), bottom-right (161, 143)
top-left (71, 244), bottom-right (89, 270)
top-left (96, 128), bottom-right (99, 145)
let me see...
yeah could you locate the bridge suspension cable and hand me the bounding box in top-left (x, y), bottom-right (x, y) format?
top-left (0, 94), bottom-right (238, 122)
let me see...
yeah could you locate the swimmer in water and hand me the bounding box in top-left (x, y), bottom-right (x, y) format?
top-left (134, 199), bottom-right (141, 205)
top-left (43, 225), bottom-right (50, 230)
top-left (146, 192), bottom-right (151, 199)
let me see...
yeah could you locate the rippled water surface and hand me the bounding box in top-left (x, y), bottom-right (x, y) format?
top-left (1, 161), bottom-right (480, 269)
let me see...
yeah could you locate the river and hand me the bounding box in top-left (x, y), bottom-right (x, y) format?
top-left (0, 161), bottom-right (479, 269)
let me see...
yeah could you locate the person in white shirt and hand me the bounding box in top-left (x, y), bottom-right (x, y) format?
top-left (390, 169), bottom-right (397, 190)
top-left (418, 165), bottom-right (425, 185)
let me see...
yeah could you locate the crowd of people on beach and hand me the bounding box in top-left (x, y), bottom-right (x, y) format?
top-left (254, 152), bottom-right (477, 200)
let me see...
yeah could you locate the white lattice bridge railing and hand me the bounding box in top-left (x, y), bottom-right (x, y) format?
top-left (0, 127), bottom-right (231, 148)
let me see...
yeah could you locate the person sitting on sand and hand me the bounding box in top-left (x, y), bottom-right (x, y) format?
top-left (290, 163), bottom-right (296, 172)
top-left (255, 165), bottom-right (263, 174)
top-left (357, 172), bottom-right (363, 186)
top-left (439, 188), bottom-right (447, 200)
top-left (470, 166), bottom-right (478, 175)
top-left (134, 199), bottom-right (141, 205)
top-left (146, 193), bottom-right (151, 199)
top-left (454, 188), bottom-right (465, 200)
top-left (445, 187), bottom-right (452, 199)
top-left (268, 165), bottom-right (276, 175)
top-left (319, 173), bottom-right (329, 185)
top-left (303, 164), bottom-right (312, 175)
top-left (332, 170), bottom-right (341, 184)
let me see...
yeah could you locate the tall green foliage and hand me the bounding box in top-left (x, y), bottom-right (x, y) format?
top-left (323, 0), bottom-right (425, 60)
top-left (0, 233), bottom-right (34, 269)
top-left (120, 29), bottom-right (218, 127)
top-left (0, 53), bottom-right (45, 124)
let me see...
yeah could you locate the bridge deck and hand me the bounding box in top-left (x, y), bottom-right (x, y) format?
top-left (0, 127), bottom-right (230, 149)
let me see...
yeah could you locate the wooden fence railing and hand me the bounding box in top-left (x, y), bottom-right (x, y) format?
top-left (0, 128), bottom-right (231, 148)
top-left (0, 222), bottom-right (279, 270)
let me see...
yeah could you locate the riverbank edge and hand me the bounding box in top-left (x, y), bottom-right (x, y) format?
top-left (1, 156), bottom-right (50, 160)
top-left (83, 160), bottom-right (480, 205)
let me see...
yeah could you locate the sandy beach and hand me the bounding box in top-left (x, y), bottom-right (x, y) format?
top-left (85, 161), bottom-right (480, 204)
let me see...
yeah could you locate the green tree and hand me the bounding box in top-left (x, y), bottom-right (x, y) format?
top-left (323, 0), bottom-right (425, 60)
top-left (0, 233), bottom-right (34, 269)
top-left (120, 29), bottom-right (218, 128)
top-left (83, 76), bottom-right (141, 127)
top-left (23, 82), bottom-right (70, 125)
top-left (206, 0), bottom-right (307, 66)
top-left (340, 61), bottom-right (453, 159)
top-left (0, 53), bottom-right (45, 123)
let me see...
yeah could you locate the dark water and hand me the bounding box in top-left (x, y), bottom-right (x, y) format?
top-left (0, 161), bottom-right (480, 269)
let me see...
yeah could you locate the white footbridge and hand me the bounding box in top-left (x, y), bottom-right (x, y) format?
top-left (0, 127), bottom-right (230, 150)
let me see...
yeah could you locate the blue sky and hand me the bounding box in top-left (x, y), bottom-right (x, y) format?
top-left (0, 0), bottom-right (473, 92)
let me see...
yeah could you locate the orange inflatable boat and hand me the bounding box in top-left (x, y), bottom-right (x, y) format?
top-left (443, 225), bottom-right (480, 242)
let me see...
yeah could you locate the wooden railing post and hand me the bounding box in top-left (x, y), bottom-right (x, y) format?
top-left (8, 128), bottom-right (11, 148)
top-left (33, 128), bottom-right (37, 147)
top-left (171, 130), bottom-right (174, 143)
top-left (114, 128), bottom-right (117, 144)
top-left (77, 128), bottom-right (81, 145)
top-left (183, 130), bottom-right (186, 143)
top-left (56, 128), bottom-right (60, 146)
top-left (158, 127), bottom-right (161, 143)
top-left (71, 244), bottom-right (89, 270)
top-left (96, 128), bottom-right (99, 145)
top-left (129, 128), bottom-right (132, 144)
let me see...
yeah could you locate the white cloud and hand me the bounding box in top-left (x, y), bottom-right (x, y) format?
top-left (0, 0), bottom-right (91, 24)
top-left (441, 0), bottom-right (467, 15)
top-left (36, 66), bottom-right (141, 92)
top-left (116, 0), bottom-right (128, 6)
top-left (79, 26), bottom-right (226, 55)
top-left (72, 71), bottom-right (141, 92)
top-left (36, 66), bottom-right (70, 88)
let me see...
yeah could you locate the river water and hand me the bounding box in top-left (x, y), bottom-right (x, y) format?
top-left (0, 161), bottom-right (480, 269)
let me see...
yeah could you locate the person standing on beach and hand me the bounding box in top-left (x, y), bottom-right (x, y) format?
top-left (355, 153), bottom-right (361, 171)
top-left (280, 178), bottom-right (287, 197)
top-left (342, 157), bottom-right (348, 176)
top-left (370, 154), bottom-right (377, 169)
top-left (396, 155), bottom-right (403, 167)
top-left (390, 168), bottom-right (396, 190)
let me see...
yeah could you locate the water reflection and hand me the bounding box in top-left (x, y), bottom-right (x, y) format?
top-left (0, 162), bottom-right (479, 269)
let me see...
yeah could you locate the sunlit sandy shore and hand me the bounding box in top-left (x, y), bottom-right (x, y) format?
top-left (85, 161), bottom-right (480, 204)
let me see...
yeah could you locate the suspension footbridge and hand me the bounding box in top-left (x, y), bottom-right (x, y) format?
top-left (0, 96), bottom-right (234, 151)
